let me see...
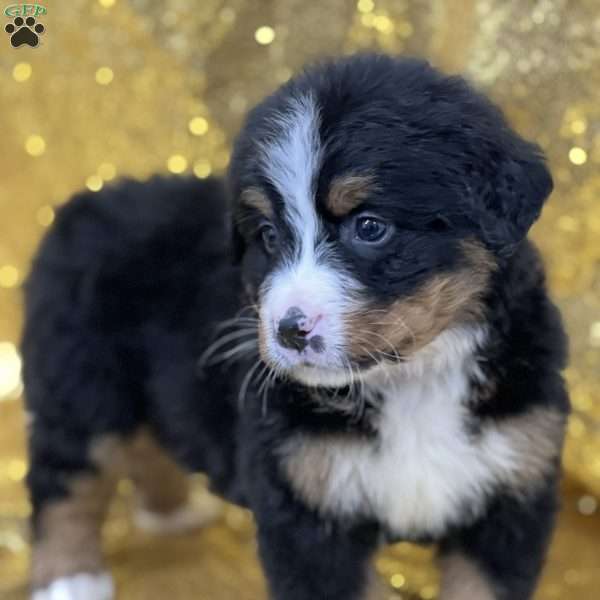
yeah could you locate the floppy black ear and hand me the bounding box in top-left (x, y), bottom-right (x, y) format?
top-left (472, 141), bottom-right (553, 256)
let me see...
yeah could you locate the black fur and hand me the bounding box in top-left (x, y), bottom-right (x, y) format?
top-left (23, 176), bottom-right (243, 520)
top-left (23, 54), bottom-right (569, 600)
top-left (230, 54), bottom-right (554, 307)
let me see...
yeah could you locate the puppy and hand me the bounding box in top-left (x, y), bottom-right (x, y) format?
top-left (22, 54), bottom-right (569, 600)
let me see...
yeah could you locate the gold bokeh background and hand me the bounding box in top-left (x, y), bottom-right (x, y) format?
top-left (0, 1), bottom-right (599, 598)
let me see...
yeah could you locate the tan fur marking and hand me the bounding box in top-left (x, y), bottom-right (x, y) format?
top-left (490, 407), bottom-right (566, 493)
top-left (439, 553), bottom-right (496, 600)
top-left (92, 429), bottom-right (190, 514)
top-left (126, 431), bottom-right (190, 513)
top-left (347, 240), bottom-right (495, 361)
top-left (281, 434), bottom-right (358, 510)
top-left (31, 475), bottom-right (115, 588)
top-left (32, 430), bottom-right (191, 587)
top-left (326, 175), bottom-right (374, 217)
top-left (241, 187), bottom-right (274, 219)
top-left (281, 407), bottom-right (564, 516)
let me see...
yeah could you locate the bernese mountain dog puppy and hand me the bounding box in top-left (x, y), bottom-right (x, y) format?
top-left (22, 54), bottom-right (569, 600)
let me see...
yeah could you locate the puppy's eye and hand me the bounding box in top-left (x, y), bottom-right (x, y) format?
top-left (355, 216), bottom-right (390, 244)
top-left (260, 223), bottom-right (279, 254)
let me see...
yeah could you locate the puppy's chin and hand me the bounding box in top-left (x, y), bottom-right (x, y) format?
top-left (287, 364), bottom-right (355, 388)
top-left (261, 349), bottom-right (353, 388)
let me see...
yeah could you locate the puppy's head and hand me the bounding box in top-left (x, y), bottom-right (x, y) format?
top-left (228, 54), bottom-right (552, 387)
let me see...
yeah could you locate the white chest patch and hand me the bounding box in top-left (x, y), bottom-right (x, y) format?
top-left (281, 328), bottom-right (533, 539)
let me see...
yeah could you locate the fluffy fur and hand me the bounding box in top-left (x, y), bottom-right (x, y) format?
top-left (23, 54), bottom-right (569, 600)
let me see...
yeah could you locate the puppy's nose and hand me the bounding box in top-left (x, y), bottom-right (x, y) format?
top-left (277, 306), bottom-right (318, 352)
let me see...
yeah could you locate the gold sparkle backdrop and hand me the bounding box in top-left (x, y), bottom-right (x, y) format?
top-left (0, 1), bottom-right (599, 598)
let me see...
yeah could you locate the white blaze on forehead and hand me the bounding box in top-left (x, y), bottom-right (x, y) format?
top-left (259, 93), bottom-right (322, 256)
top-left (256, 94), bottom-right (365, 377)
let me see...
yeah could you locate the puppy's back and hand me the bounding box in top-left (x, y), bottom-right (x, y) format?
top-left (21, 175), bottom-right (236, 425)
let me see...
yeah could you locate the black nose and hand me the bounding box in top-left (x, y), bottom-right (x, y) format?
top-left (277, 307), bottom-right (309, 352)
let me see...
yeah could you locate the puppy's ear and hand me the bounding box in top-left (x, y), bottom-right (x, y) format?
top-left (471, 141), bottom-right (553, 256)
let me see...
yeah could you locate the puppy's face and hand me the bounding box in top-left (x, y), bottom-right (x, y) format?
top-left (229, 55), bottom-right (552, 387)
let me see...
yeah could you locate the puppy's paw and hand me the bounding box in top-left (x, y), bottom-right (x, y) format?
top-left (133, 490), bottom-right (222, 535)
top-left (32, 572), bottom-right (114, 600)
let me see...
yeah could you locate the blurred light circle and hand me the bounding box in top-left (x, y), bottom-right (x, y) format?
top-left (168, 155), bottom-right (188, 173)
top-left (95, 67), bottom-right (114, 85)
top-left (25, 135), bottom-right (46, 157)
top-left (13, 62), bottom-right (32, 82)
top-left (255, 26), bottom-right (275, 45)
top-left (0, 343), bottom-right (22, 401)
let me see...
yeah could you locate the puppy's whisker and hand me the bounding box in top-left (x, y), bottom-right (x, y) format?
top-left (353, 333), bottom-right (397, 364)
top-left (259, 368), bottom-right (277, 417)
top-left (255, 362), bottom-right (271, 402)
top-left (358, 342), bottom-right (394, 386)
top-left (214, 317), bottom-right (259, 332)
top-left (211, 327), bottom-right (258, 343)
top-left (256, 366), bottom-right (270, 397)
top-left (233, 303), bottom-right (259, 316)
top-left (346, 360), bottom-right (366, 422)
top-left (214, 305), bottom-right (260, 329)
top-left (238, 358), bottom-right (264, 410)
top-left (357, 329), bottom-right (402, 363)
top-left (318, 359), bottom-right (354, 416)
top-left (199, 329), bottom-right (258, 366)
top-left (354, 338), bottom-right (387, 368)
top-left (369, 313), bottom-right (417, 346)
top-left (203, 340), bottom-right (259, 367)
top-left (369, 329), bottom-right (403, 358)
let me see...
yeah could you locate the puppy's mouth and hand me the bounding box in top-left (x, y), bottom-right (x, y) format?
top-left (281, 363), bottom-right (362, 388)
top-left (258, 320), bottom-right (400, 388)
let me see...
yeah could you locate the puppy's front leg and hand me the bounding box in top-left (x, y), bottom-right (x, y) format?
top-left (248, 466), bottom-right (380, 600)
top-left (438, 484), bottom-right (559, 600)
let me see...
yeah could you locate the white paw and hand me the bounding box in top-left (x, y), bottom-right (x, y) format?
top-left (133, 491), bottom-right (222, 535)
top-left (32, 572), bottom-right (114, 600)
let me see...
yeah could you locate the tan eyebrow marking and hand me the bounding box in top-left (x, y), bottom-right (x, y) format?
top-left (241, 187), bottom-right (274, 219)
top-left (326, 174), bottom-right (375, 217)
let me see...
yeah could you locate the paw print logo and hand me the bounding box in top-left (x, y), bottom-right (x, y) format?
top-left (5, 16), bottom-right (45, 48)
